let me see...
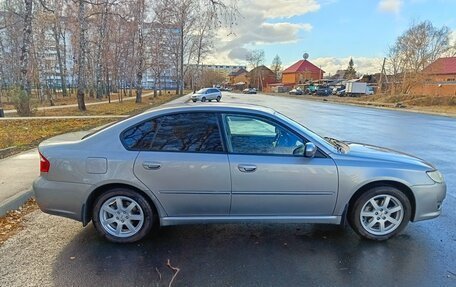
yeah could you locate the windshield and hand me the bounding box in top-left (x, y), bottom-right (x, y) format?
top-left (195, 88), bottom-right (209, 94)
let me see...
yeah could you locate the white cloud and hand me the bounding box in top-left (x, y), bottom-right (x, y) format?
top-left (309, 57), bottom-right (384, 75)
top-left (205, 0), bottom-right (318, 64)
top-left (249, 0), bottom-right (320, 18)
top-left (204, 1), bottom-right (384, 75)
top-left (450, 30), bottom-right (456, 45)
top-left (378, 0), bottom-right (403, 14)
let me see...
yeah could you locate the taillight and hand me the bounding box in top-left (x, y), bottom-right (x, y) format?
top-left (39, 151), bottom-right (50, 173)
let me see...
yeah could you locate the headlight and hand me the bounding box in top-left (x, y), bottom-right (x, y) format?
top-left (426, 170), bottom-right (444, 183)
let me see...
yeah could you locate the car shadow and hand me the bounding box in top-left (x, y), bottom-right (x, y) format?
top-left (52, 223), bottom-right (432, 287)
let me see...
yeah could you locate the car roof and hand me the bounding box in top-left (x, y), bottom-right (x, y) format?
top-left (144, 102), bottom-right (276, 116)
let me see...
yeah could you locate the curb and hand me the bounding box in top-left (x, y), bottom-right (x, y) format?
top-left (0, 188), bottom-right (34, 217)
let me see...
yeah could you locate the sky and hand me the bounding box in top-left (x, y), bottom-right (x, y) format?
top-left (205, 0), bottom-right (456, 75)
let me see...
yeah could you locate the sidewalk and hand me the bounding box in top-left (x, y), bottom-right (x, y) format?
top-left (0, 93), bottom-right (190, 216)
top-left (3, 91), bottom-right (155, 115)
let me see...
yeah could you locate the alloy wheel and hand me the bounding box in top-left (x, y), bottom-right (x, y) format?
top-left (359, 194), bottom-right (404, 236)
top-left (99, 196), bottom-right (144, 238)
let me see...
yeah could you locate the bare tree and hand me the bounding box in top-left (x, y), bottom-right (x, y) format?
top-left (200, 69), bottom-right (225, 87)
top-left (246, 49), bottom-right (264, 89)
top-left (270, 54), bottom-right (282, 81)
top-left (95, 0), bottom-right (110, 99)
top-left (76, 0), bottom-right (88, 111)
top-left (17, 0), bottom-right (33, 115)
top-left (387, 20), bottom-right (455, 93)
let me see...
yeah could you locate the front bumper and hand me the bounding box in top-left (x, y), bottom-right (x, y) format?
top-left (411, 182), bottom-right (446, 222)
top-left (33, 176), bottom-right (92, 222)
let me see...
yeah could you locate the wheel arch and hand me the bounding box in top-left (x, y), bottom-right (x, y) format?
top-left (348, 180), bottom-right (416, 221)
top-left (82, 183), bottom-right (162, 226)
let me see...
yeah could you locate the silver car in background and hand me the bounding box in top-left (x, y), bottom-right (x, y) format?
top-left (33, 103), bottom-right (446, 243)
top-left (191, 88), bottom-right (222, 102)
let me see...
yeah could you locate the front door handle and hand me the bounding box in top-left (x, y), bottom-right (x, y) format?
top-left (142, 161), bottom-right (161, 170)
top-left (238, 164), bottom-right (257, 172)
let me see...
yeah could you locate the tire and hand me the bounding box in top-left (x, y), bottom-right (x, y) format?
top-left (201, 97), bottom-right (206, 102)
top-left (348, 186), bottom-right (411, 241)
top-left (208, 99), bottom-right (212, 102)
top-left (216, 96), bottom-right (221, 102)
top-left (92, 188), bottom-right (155, 243)
top-left (192, 100), bottom-right (197, 102)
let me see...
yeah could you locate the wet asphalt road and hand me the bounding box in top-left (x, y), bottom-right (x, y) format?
top-left (1, 92), bottom-right (456, 287)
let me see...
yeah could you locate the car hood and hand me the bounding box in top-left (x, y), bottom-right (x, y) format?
top-left (344, 142), bottom-right (434, 170)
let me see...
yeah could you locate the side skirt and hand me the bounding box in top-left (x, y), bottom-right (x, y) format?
top-left (160, 215), bottom-right (341, 226)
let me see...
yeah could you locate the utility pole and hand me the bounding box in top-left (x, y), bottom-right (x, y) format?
top-left (378, 57), bottom-right (387, 93)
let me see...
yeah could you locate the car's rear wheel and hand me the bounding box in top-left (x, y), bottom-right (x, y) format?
top-left (192, 100), bottom-right (197, 102)
top-left (348, 186), bottom-right (411, 241)
top-left (92, 188), bottom-right (155, 243)
top-left (216, 96), bottom-right (221, 102)
top-left (201, 97), bottom-right (206, 102)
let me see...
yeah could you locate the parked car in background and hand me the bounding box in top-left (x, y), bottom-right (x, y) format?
top-left (336, 89), bottom-right (346, 97)
top-left (304, 85), bottom-right (318, 95)
top-left (289, 88), bottom-right (303, 95)
top-left (332, 86), bottom-right (345, 95)
top-left (316, 86), bottom-right (332, 96)
top-left (33, 103), bottom-right (446, 243)
top-left (191, 88), bottom-right (222, 102)
top-left (243, 88), bottom-right (257, 94)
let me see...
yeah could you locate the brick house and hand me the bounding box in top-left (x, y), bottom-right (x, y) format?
top-left (228, 67), bottom-right (249, 85)
top-left (282, 59), bottom-right (325, 86)
top-left (411, 57), bottom-right (456, 96)
top-left (247, 65), bottom-right (277, 91)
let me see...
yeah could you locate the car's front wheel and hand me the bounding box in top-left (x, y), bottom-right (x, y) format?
top-left (348, 186), bottom-right (411, 241)
top-left (216, 96), bottom-right (221, 102)
top-left (201, 97), bottom-right (206, 102)
top-left (92, 188), bottom-right (155, 243)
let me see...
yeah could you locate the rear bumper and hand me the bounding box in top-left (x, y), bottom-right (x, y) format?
top-left (411, 182), bottom-right (446, 222)
top-left (33, 176), bottom-right (91, 222)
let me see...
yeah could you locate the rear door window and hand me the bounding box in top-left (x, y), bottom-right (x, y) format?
top-left (122, 112), bottom-right (224, 153)
top-left (152, 113), bottom-right (224, 152)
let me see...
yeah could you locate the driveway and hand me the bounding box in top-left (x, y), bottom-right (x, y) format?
top-left (1, 92), bottom-right (455, 287)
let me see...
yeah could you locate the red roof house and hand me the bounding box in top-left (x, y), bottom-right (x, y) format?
top-left (423, 57), bottom-right (456, 78)
top-left (410, 57), bottom-right (456, 96)
top-left (282, 59), bottom-right (325, 85)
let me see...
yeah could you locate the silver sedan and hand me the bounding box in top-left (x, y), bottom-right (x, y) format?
top-left (33, 103), bottom-right (446, 243)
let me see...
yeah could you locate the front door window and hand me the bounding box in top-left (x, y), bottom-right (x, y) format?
top-left (224, 115), bottom-right (304, 155)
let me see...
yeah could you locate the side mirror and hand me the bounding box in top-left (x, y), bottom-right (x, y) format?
top-left (304, 142), bottom-right (317, 158)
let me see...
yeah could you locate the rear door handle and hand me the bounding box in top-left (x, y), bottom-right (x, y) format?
top-left (142, 161), bottom-right (161, 170)
top-left (238, 164), bottom-right (257, 172)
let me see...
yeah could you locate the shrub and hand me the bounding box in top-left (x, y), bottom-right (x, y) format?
top-left (11, 87), bottom-right (36, 116)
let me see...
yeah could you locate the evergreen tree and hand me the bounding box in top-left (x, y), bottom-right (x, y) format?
top-left (345, 58), bottom-right (357, 79)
